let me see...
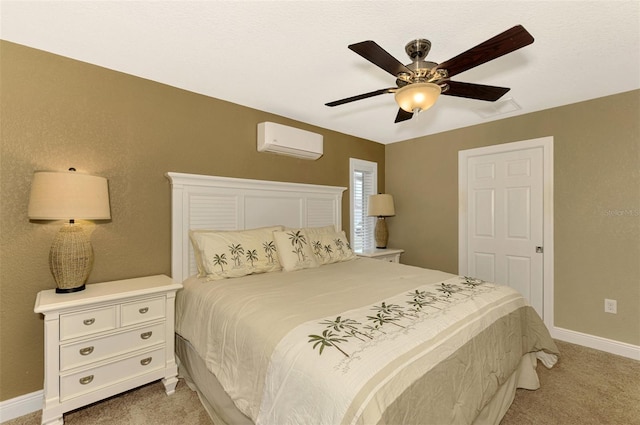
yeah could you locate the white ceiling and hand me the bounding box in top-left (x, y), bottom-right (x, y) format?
top-left (2, 1), bottom-right (639, 144)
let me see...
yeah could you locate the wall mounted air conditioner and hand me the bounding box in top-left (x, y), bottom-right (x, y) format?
top-left (257, 122), bottom-right (323, 160)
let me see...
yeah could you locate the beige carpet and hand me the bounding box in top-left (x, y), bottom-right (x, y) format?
top-left (501, 340), bottom-right (640, 425)
top-left (5, 340), bottom-right (639, 425)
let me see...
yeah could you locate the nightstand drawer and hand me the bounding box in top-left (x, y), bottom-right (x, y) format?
top-left (379, 256), bottom-right (397, 263)
top-left (121, 297), bottom-right (165, 326)
top-left (60, 306), bottom-right (117, 341)
top-left (357, 248), bottom-right (404, 263)
top-left (60, 322), bottom-right (166, 371)
top-left (60, 346), bottom-right (165, 401)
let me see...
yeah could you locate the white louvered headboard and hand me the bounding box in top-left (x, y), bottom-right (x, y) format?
top-left (166, 172), bottom-right (346, 283)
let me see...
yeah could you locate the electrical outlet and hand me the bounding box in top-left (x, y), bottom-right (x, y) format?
top-left (604, 299), bottom-right (617, 314)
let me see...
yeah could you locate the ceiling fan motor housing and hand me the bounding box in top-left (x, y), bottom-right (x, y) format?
top-left (397, 60), bottom-right (446, 88)
top-left (397, 39), bottom-right (448, 88)
top-left (405, 39), bottom-right (431, 60)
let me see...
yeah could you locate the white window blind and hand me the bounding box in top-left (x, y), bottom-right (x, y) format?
top-left (349, 158), bottom-right (377, 253)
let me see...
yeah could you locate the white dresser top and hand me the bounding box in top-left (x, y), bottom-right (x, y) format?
top-left (35, 275), bottom-right (182, 313)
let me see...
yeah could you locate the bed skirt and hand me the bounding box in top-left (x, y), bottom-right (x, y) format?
top-left (176, 334), bottom-right (543, 425)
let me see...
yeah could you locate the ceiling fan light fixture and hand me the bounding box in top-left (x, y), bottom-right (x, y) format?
top-left (394, 82), bottom-right (442, 113)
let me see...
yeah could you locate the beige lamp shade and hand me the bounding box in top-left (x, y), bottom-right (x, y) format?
top-left (28, 171), bottom-right (111, 220)
top-left (367, 194), bottom-right (395, 217)
top-left (394, 82), bottom-right (441, 113)
top-left (28, 170), bottom-right (110, 293)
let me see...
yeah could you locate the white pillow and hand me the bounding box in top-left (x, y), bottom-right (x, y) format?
top-left (273, 229), bottom-right (320, 271)
top-left (296, 225), bottom-right (336, 235)
top-left (191, 226), bottom-right (283, 280)
top-left (308, 230), bottom-right (356, 265)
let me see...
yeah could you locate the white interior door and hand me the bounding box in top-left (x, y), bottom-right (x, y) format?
top-left (459, 138), bottom-right (553, 319)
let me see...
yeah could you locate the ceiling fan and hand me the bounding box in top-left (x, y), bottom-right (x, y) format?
top-left (325, 25), bottom-right (534, 123)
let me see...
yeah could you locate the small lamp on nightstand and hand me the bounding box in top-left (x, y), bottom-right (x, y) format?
top-left (367, 193), bottom-right (395, 249)
top-left (28, 168), bottom-right (111, 293)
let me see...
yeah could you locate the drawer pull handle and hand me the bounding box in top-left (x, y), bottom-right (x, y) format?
top-left (140, 331), bottom-right (152, 340)
top-left (79, 346), bottom-right (94, 356)
top-left (139, 307), bottom-right (149, 314)
top-left (140, 357), bottom-right (152, 366)
top-left (83, 318), bottom-right (95, 326)
top-left (79, 375), bottom-right (94, 385)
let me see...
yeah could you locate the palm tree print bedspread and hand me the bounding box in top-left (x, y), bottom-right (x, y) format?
top-left (308, 276), bottom-right (491, 359)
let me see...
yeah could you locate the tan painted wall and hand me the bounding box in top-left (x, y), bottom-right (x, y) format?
top-left (0, 41), bottom-right (385, 401)
top-left (2, 38), bottom-right (638, 403)
top-left (386, 90), bottom-right (640, 346)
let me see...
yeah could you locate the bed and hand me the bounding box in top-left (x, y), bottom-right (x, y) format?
top-left (166, 172), bottom-right (558, 425)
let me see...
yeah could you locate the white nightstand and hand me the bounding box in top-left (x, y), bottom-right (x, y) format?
top-left (357, 248), bottom-right (404, 263)
top-left (34, 275), bottom-right (182, 425)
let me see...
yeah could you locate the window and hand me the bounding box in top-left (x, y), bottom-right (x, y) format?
top-left (349, 158), bottom-right (377, 253)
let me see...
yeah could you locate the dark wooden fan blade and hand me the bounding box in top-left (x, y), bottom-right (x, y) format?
top-left (394, 108), bottom-right (413, 123)
top-left (325, 87), bottom-right (395, 107)
top-left (437, 25), bottom-right (534, 78)
top-left (349, 41), bottom-right (411, 77)
top-left (443, 81), bottom-right (510, 101)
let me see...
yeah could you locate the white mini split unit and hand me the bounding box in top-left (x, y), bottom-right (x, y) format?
top-left (257, 122), bottom-right (323, 160)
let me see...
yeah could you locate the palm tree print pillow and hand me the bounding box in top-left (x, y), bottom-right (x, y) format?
top-left (309, 230), bottom-right (356, 265)
top-left (273, 229), bottom-right (320, 271)
top-left (197, 227), bottom-right (283, 280)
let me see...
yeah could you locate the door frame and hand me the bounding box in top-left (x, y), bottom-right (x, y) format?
top-left (458, 136), bottom-right (554, 329)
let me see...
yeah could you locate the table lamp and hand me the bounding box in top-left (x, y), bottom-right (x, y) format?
top-left (367, 194), bottom-right (395, 249)
top-left (28, 169), bottom-right (111, 293)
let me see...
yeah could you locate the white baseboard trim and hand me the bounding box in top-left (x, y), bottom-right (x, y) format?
top-left (0, 390), bottom-right (42, 423)
top-left (552, 326), bottom-right (640, 361)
